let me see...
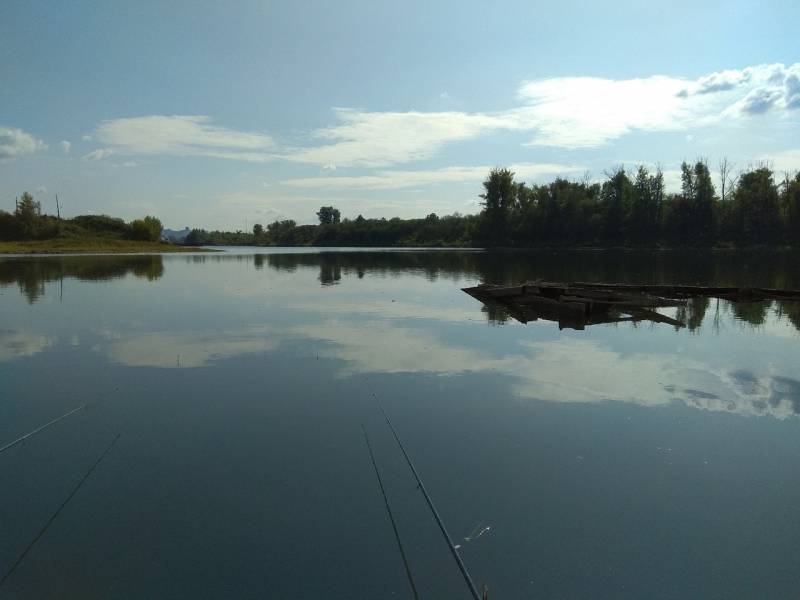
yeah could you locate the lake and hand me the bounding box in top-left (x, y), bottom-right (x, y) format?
top-left (1, 248), bottom-right (799, 599)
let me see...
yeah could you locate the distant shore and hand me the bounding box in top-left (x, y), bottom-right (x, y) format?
top-left (0, 238), bottom-right (216, 254)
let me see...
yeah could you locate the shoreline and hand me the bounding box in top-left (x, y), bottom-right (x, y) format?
top-left (0, 240), bottom-right (217, 254)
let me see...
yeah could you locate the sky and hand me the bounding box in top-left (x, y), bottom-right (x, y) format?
top-left (1, 0), bottom-right (799, 230)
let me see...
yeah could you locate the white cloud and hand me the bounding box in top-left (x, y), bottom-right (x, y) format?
top-left (512, 63), bottom-right (800, 148)
top-left (0, 126), bottom-right (47, 159)
top-left (282, 108), bottom-right (518, 167)
top-left (681, 68), bottom-right (753, 96)
top-left (279, 63), bottom-right (800, 162)
top-left (727, 87), bottom-right (783, 115)
top-left (282, 162), bottom-right (585, 190)
top-left (694, 63), bottom-right (800, 117)
top-left (514, 75), bottom-right (708, 148)
top-left (91, 115), bottom-right (275, 162)
top-left (786, 71), bottom-right (800, 109)
top-left (60, 140), bottom-right (71, 154)
top-left (81, 134), bottom-right (92, 141)
top-left (76, 62), bottom-right (800, 171)
top-left (83, 148), bottom-right (115, 160)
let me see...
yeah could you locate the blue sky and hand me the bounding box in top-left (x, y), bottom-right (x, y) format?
top-left (1, 0), bottom-right (799, 229)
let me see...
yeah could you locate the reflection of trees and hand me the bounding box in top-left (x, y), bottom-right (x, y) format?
top-left (729, 301), bottom-right (771, 327)
top-left (676, 297), bottom-right (710, 332)
top-left (318, 258), bottom-right (342, 286)
top-left (0, 256), bottom-right (164, 304)
top-left (177, 249), bottom-right (800, 333)
top-left (776, 302), bottom-right (800, 331)
top-left (480, 301), bottom-right (510, 325)
top-left (247, 248), bottom-right (800, 291)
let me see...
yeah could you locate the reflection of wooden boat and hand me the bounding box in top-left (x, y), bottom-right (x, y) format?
top-left (462, 281), bottom-right (800, 330)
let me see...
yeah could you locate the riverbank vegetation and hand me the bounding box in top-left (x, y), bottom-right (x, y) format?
top-left (185, 161), bottom-right (800, 248)
top-left (0, 193), bottom-right (201, 253)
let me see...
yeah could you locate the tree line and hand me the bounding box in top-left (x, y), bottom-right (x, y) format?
top-left (0, 192), bottom-right (163, 242)
top-left (476, 161), bottom-right (800, 246)
top-left (5, 159), bottom-right (797, 248)
top-left (186, 161), bottom-right (799, 248)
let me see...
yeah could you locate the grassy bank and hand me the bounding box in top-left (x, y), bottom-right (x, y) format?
top-left (0, 238), bottom-right (213, 254)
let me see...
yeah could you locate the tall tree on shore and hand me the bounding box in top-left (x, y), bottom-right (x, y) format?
top-left (731, 166), bottom-right (781, 242)
top-left (781, 172), bottom-right (800, 242)
top-left (631, 166), bottom-right (663, 242)
top-left (692, 160), bottom-right (717, 241)
top-left (317, 206), bottom-right (341, 225)
top-left (601, 166), bottom-right (632, 242)
top-left (479, 168), bottom-right (517, 243)
top-left (15, 191), bottom-right (41, 237)
top-left (719, 158), bottom-right (736, 203)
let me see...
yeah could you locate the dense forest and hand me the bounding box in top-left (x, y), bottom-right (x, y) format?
top-left (186, 161), bottom-right (800, 248)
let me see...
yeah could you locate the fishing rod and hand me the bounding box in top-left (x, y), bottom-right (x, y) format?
top-left (0, 433), bottom-right (121, 588)
top-left (0, 404), bottom-right (87, 456)
top-left (0, 387), bottom-right (120, 456)
top-left (362, 425), bottom-right (420, 600)
top-left (374, 395), bottom-right (483, 600)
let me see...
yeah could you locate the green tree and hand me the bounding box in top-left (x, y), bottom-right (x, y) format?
top-left (479, 168), bottom-right (517, 243)
top-left (266, 219), bottom-right (299, 244)
top-left (631, 166), bottom-right (663, 242)
top-left (480, 168), bottom-right (517, 213)
top-left (15, 191), bottom-right (41, 238)
top-left (600, 167), bottom-right (632, 242)
top-left (731, 166), bottom-right (781, 243)
top-left (691, 160), bottom-right (717, 242)
top-left (129, 215), bottom-right (163, 241)
top-left (253, 223), bottom-right (264, 237)
top-left (782, 172), bottom-right (800, 243)
top-left (667, 161), bottom-right (717, 244)
top-left (317, 206), bottom-right (341, 225)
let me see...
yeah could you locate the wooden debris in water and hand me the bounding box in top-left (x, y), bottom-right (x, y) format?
top-left (462, 280), bottom-right (800, 330)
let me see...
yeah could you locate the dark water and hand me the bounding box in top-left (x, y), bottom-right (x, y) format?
top-left (1, 248), bottom-right (799, 599)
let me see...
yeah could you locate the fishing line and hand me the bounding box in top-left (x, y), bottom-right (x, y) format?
top-left (0, 387), bottom-right (120, 456)
top-left (362, 425), bottom-right (420, 600)
top-left (0, 433), bottom-right (121, 588)
top-left (456, 525), bottom-right (492, 549)
top-left (373, 393), bottom-right (482, 600)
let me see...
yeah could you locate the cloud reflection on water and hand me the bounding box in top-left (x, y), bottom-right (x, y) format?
top-left (96, 316), bottom-right (799, 419)
top-left (0, 329), bottom-right (53, 362)
top-left (103, 327), bottom-right (278, 368)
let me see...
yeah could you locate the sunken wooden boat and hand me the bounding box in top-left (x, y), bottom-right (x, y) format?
top-left (462, 281), bottom-right (800, 330)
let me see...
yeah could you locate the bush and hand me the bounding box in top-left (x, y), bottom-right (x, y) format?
top-left (71, 214), bottom-right (131, 236)
top-left (129, 216), bottom-right (163, 241)
top-left (0, 210), bottom-right (19, 239)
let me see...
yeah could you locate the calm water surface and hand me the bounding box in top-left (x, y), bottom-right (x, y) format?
top-left (1, 249), bottom-right (799, 599)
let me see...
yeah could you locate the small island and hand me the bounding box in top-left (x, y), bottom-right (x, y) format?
top-left (0, 192), bottom-right (209, 254)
